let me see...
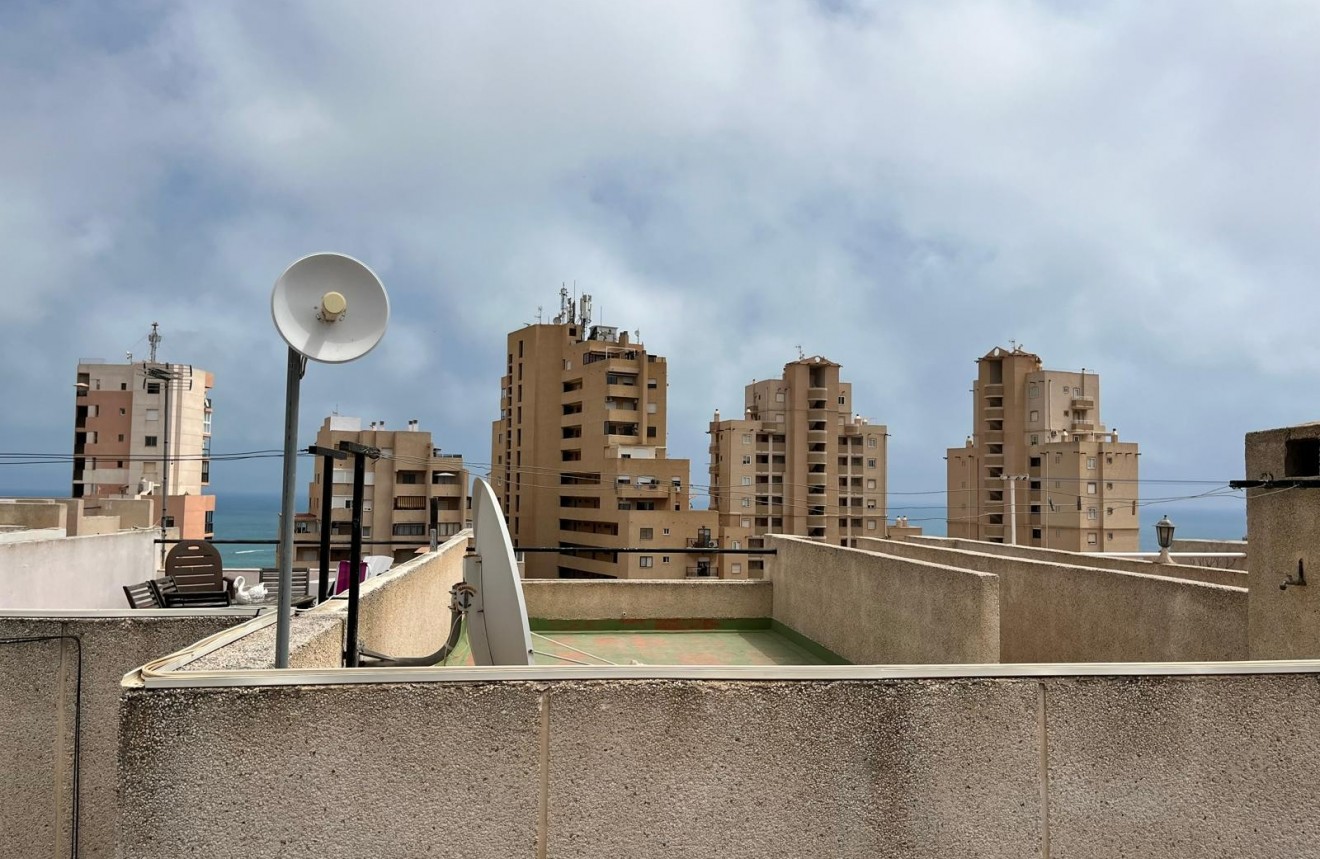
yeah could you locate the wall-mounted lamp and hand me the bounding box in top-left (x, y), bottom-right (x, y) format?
top-left (1155, 515), bottom-right (1175, 564)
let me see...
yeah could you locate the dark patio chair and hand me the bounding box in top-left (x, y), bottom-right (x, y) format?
top-left (258, 567), bottom-right (315, 607)
top-left (123, 581), bottom-right (161, 609)
top-left (160, 540), bottom-right (231, 607)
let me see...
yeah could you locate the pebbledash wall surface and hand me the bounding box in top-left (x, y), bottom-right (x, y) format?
top-left (7, 459), bottom-right (1320, 859)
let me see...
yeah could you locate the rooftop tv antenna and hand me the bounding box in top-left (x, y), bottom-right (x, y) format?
top-left (270, 252), bottom-right (388, 668)
top-left (148, 322), bottom-right (161, 363)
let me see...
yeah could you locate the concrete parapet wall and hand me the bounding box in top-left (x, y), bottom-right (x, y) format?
top-left (180, 534), bottom-right (472, 671)
top-left (1245, 423), bottom-right (1320, 658)
top-left (523, 579), bottom-right (773, 621)
top-left (0, 611), bottom-right (259, 859)
top-left (115, 667), bottom-right (1320, 859)
top-left (907, 534), bottom-right (1248, 588)
top-left (1172, 538), bottom-right (1248, 571)
top-left (351, 532), bottom-right (469, 659)
top-left (859, 537), bottom-right (1247, 663)
top-left (0, 499), bottom-right (67, 529)
top-left (0, 530), bottom-right (155, 610)
top-left (767, 535), bottom-right (1000, 664)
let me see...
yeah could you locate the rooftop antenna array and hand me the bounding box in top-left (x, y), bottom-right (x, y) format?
top-left (148, 322), bottom-right (161, 363)
top-left (270, 252), bottom-right (389, 668)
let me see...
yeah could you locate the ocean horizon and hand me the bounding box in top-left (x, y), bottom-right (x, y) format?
top-left (6, 487), bottom-right (1247, 563)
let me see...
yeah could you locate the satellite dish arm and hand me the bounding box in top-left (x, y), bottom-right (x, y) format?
top-left (358, 583), bottom-right (473, 667)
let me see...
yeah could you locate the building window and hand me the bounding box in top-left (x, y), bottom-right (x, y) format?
top-left (1087, 457), bottom-right (1097, 470)
top-left (144, 436), bottom-right (158, 447)
top-left (866, 479), bottom-right (876, 490)
top-left (1087, 482), bottom-right (1097, 494)
top-left (294, 520), bottom-right (314, 534)
top-left (742, 455), bottom-right (751, 465)
top-left (741, 498), bottom-right (751, 508)
top-left (1029, 410), bottom-right (1039, 422)
top-left (393, 523), bottom-right (427, 536)
top-left (146, 408), bottom-right (159, 421)
top-left (146, 382), bottom-right (161, 394)
top-left (1087, 507), bottom-right (1098, 520)
top-left (867, 437), bottom-right (877, 448)
top-left (639, 556), bottom-right (654, 569)
top-left (118, 434), bottom-right (125, 442)
top-left (640, 528), bottom-right (653, 540)
top-left (742, 433), bottom-right (752, 445)
top-left (119, 407), bottom-right (126, 415)
top-left (662, 556), bottom-right (670, 564)
top-left (742, 476), bottom-right (752, 486)
top-left (741, 518), bottom-right (751, 527)
top-left (867, 458), bottom-right (876, 468)
top-left (866, 520), bottom-right (876, 530)
top-left (776, 392), bottom-right (785, 402)
top-left (1087, 532), bottom-right (1098, 545)
top-left (662, 528), bottom-right (670, 536)
top-left (1029, 383), bottom-right (1040, 398)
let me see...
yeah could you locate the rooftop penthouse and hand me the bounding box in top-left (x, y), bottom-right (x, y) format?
top-left (3, 422), bottom-right (1318, 858)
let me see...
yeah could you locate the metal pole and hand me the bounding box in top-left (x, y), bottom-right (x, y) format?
top-left (345, 448), bottom-right (366, 667)
top-left (159, 366), bottom-right (172, 568)
top-left (1006, 475), bottom-right (1017, 545)
top-left (318, 450), bottom-right (335, 602)
top-left (275, 348), bottom-right (303, 669)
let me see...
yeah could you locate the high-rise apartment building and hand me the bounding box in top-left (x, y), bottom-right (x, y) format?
top-left (945, 345), bottom-right (1139, 552)
top-left (296, 416), bottom-right (468, 566)
top-left (708, 356), bottom-right (887, 573)
top-left (490, 289), bottom-right (734, 579)
top-left (72, 335), bottom-right (215, 540)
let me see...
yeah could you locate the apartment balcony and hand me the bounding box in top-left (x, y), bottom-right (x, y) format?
top-left (686, 536), bottom-right (719, 549)
top-left (685, 565), bottom-right (715, 578)
top-left (605, 433), bottom-right (641, 446)
top-left (606, 383), bottom-right (640, 399)
top-left (1072, 420), bottom-right (1095, 432)
top-left (808, 386), bottom-right (828, 398)
top-left (1071, 396), bottom-right (1095, 411)
top-left (983, 383), bottom-right (1004, 395)
top-left (807, 451), bottom-right (828, 466)
top-left (983, 430), bottom-right (1004, 444)
top-left (982, 407), bottom-right (1004, 420)
top-left (605, 407), bottom-right (639, 424)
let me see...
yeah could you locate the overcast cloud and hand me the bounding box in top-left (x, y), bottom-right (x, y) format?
top-left (2, 1), bottom-right (1316, 531)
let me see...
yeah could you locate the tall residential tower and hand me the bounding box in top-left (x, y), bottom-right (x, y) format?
top-left (72, 327), bottom-right (215, 539)
top-left (490, 289), bottom-right (732, 579)
top-left (945, 345), bottom-right (1139, 552)
top-left (709, 356), bottom-right (887, 574)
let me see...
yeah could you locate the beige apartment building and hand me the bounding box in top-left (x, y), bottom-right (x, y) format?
top-left (946, 345), bottom-right (1139, 551)
top-left (296, 416), bottom-right (468, 566)
top-left (72, 351), bottom-right (215, 540)
top-left (709, 356), bottom-right (887, 575)
top-left (490, 290), bottom-right (735, 579)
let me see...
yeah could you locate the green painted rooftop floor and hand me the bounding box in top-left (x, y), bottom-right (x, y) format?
top-left (441, 624), bottom-right (838, 666)
top-left (531, 629), bottom-right (831, 666)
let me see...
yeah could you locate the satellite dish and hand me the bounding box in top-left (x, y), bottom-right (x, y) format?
top-left (271, 252), bottom-right (389, 364)
top-left (466, 478), bottom-right (533, 666)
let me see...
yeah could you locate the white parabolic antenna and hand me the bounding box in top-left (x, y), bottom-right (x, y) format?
top-left (466, 478), bottom-right (534, 666)
top-left (271, 252), bottom-right (389, 363)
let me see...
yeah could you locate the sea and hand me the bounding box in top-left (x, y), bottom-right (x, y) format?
top-left (9, 487), bottom-right (1246, 559)
top-left (892, 499), bottom-right (1246, 552)
top-left (211, 491), bottom-right (285, 569)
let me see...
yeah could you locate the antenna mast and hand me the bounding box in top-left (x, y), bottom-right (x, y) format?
top-left (148, 322), bottom-right (161, 363)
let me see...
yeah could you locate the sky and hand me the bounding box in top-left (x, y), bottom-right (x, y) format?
top-left (2, 0), bottom-right (1316, 535)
